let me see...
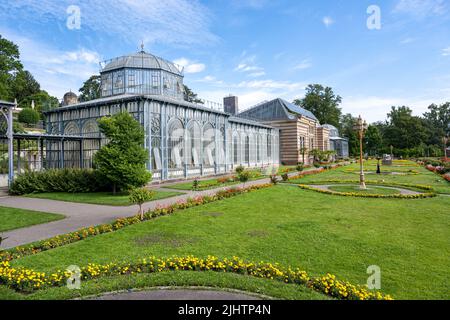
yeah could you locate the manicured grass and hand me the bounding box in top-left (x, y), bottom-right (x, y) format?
top-left (12, 185), bottom-right (450, 299)
top-left (164, 176), bottom-right (265, 191)
top-left (290, 160), bottom-right (450, 194)
top-left (327, 185), bottom-right (401, 195)
top-left (25, 190), bottom-right (184, 206)
top-left (0, 271), bottom-right (329, 300)
top-left (0, 207), bottom-right (64, 232)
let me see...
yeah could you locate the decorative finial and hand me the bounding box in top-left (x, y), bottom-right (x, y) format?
top-left (140, 41), bottom-right (145, 53)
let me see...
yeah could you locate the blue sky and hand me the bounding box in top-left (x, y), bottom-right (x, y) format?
top-left (0, 0), bottom-right (449, 122)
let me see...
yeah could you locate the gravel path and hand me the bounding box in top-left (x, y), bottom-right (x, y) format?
top-left (308, 184), bottom-right (422, 195)
top-left (89, 288), bottom-right (263, 300)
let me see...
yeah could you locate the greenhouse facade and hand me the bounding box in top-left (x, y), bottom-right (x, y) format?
top-left (43, 50), bottom-right (280, 182)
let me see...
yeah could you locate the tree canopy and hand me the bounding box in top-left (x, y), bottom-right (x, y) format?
top-left (294, 84), bottom-right (342, 127)
top-left (79, 75), bottom-right (101, 102)
top-left (93, 112), bottom-right (152, 193)
top-left (184, 84), bottom-right (204, 104)
top-left (0, 34), bottom-right (59, 119)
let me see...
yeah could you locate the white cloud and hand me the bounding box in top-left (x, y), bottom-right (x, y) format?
top-left (340, 95), bottom-right (447, 123)
top-left (400, 37), bottom-right (415, 45)
top-left (236, 80), bottom-right (305, 91)
top-left (442, 47), bottom-right (450, 56)
top-left (0, 0), bottom-right (217, 46)
top-left (294, 59), bottom-right (312, 70)
top-left (173, 58), bottom-right (206, 74)
top-left (0, 28), bottom-right (101, 100)
top-left (322, 16), bottom-right (335, 27)
top-left (248, 71), bottom-right (266, 78)
top-left (394, 0), bottom-right (447, 18)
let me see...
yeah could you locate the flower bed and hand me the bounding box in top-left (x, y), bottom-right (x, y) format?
top-left (298, 181), bottom-right (436, 199)
top-left (0, 184), bottom-right (272, 262)
top-left (286, 163), bottom-right (345, 181)
top-left (0, 256), bottom-right (393, 300)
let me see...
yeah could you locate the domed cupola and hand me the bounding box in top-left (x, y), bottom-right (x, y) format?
top-left (100, 47), bottom-right (185, 100)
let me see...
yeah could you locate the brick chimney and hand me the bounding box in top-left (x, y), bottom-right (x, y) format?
top-left (223, 95), bottom-right (239, 115)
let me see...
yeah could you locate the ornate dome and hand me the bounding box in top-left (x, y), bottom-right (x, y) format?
top-left (101, 50), bottom-right (183, 76)
top-left (63, 91), bottom-right (78, 106)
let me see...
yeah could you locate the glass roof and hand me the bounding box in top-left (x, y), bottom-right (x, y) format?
top-left (101, 51), bottom-right (183, 76)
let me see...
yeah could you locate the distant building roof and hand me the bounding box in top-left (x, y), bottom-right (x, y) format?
top-left (237, 98), bottom-right (319, 122)
top-left (278, 99), bottom-right (318, 121)
top-left (321, 124), bottom-right (340, 137)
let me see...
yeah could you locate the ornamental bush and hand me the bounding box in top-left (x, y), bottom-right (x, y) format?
top-left (129, 187), bottom-right (155, 220)
top-left (9, 169), bottom-right (108, 195)
top-left (18, 108), bottom-right (40, 125)
top-left (94, 112), bottom-right (152, 193)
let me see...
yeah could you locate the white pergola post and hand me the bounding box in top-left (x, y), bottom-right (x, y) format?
top-left (0, 100), bottom-right (16, 188)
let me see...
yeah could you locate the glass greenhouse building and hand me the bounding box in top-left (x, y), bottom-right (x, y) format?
top-left (44, 50), bottom-right (280, 181)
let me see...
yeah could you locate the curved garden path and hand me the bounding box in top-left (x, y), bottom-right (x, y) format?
top-left (88, 287), bottom-right (264, 300)
top-left (308, 184), bottom-right (423, 195)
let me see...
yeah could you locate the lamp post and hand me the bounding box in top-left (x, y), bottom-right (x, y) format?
top-left (354, 115), bottom-right (368, 190)
top-left (444, 136), bottom-right (449, 162)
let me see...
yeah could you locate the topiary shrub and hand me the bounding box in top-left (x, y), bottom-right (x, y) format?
top-left (18, 108), bottom-right (40, 126)
top-left (281, 173), bottom-right (289, 181)
top-left (235, 165), bottom-right (245, 175)
top-left (129, 187), bottom-right (154, 220)
top-left (296, 162), bottom-right (304, 172)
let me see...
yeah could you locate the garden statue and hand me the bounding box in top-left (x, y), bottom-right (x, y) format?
top-left (376, 156), bottom-right (382, 174)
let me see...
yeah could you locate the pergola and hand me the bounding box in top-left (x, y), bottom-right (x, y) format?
top-left (0, 100), bottom-right (15, 187)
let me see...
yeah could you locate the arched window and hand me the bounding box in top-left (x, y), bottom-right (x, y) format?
top-left (257, 133), bottom-right (262, 163)
top-left (82, 119), bottom-right (99, 138)
top-left (244, 135), bottom-right (250, 165)
top-left (203, 123), bottom-right (215, 166)
top-left (233, 133), bottom-right (238, 165)
top-left (186, 121), bottom-right (201, 168)
top-left (168, 118), bottom-right (184, 169)
top-left (217, 126), bottom-right (225, 166)
top-left (267, 134), bottom-right (272, 160)
top-left (64, 121), bottom-right (80, 135)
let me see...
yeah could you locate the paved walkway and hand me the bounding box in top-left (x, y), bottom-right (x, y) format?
top-left (308, 184), bottom-right (422, 195)
top-left (0, 178), bottom-right (272, 249)
top-left (89, 288), bottom-right (263, 300)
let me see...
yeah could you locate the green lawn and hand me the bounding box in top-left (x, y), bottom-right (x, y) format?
top-left (164, 176), bottom-right (265, 191)
top-left (25, 190), bottom-right (184, 206)
top-left (0, 207), bottom-right (64, 232)
top-left (327, 185), bottom-right (401, 195)
top-left (290, 160), bottom-right (450, 194)
top-left (11, 184), bottom-right (450, 299)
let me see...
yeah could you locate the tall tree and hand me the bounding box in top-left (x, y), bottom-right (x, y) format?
top-left (94, 112), bottom-right (151, 194)
top-left (0, 34), bottom-right (23, 100)
top-left (339, 113), bottom-right (359, 156)
top-left (364, 124), bottom-right (383, 156)
top-left (293, 84), bottom-right (342, 127)
top-left (79, 75), bottom-right (101, 102)
top-left (184, 84), bottom-right (204, 104)
top-left (11, 70), bottom-right (41, 103)
top-left (383, 106), bottom-right (428, 150)
top-left (20, 90), bottom-right (60, 114)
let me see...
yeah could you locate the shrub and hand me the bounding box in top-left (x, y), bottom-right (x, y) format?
top-left (94, 112), bottom-right (151, 194)
top-left (192, 179), bottom-right (199, 191)
top-left (129, 188), bottom-right (155, 220)
top-left (296, 162), bottom-right (304, 172)
top-left (237, 170), bottom-right (251, 185)
top-left (235, 165), bottom-right (245, 175)
top-left (281, 173), bottom-right (289, 181)
top-left (313, 162), bottom-right (321, 168)
top-left (18, 108), bottom-right (40, 125)
top-left (9, 169), bottom-right (108, 195)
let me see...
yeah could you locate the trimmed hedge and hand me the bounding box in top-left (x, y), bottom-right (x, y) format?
top-left (9, 169), bottom-right (108, 195)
